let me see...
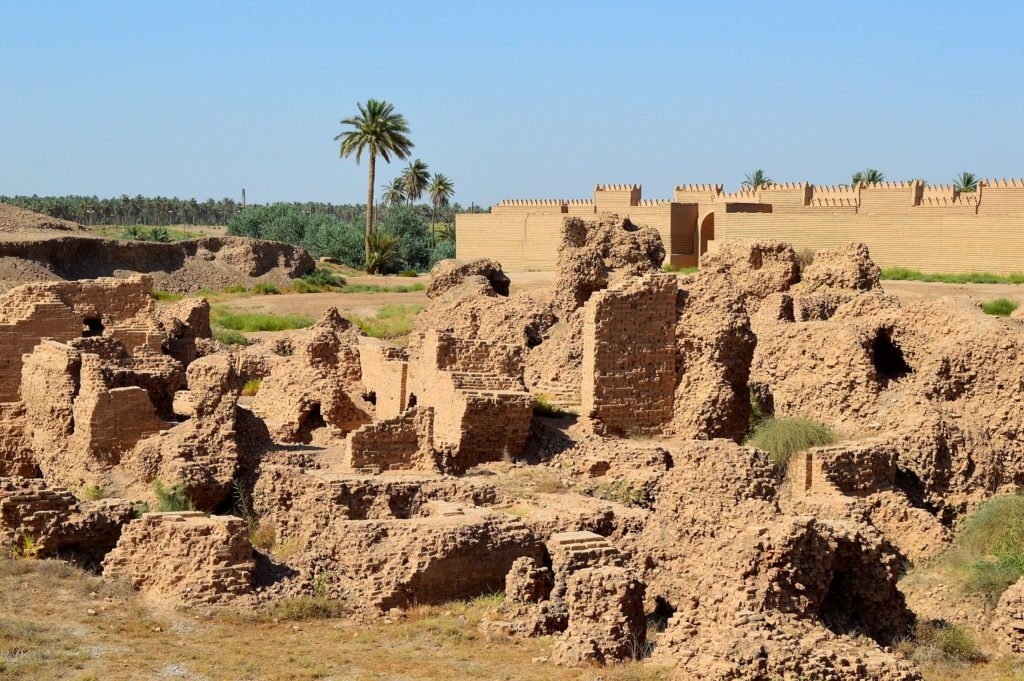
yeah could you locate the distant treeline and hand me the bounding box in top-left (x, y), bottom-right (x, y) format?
top-left (0, 194), bottom-right (488, 226)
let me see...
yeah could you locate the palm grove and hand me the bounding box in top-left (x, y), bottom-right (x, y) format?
top-left (3, 99), bottom-right (464, 275)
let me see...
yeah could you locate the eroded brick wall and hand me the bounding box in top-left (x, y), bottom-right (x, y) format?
top-left (581, 273), bottom-right (677, 434)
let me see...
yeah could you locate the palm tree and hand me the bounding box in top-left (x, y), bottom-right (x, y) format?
top-left (335, 99), bottom-right (413, 270)
top-left (852, 168), bottom-right (885, 186)
top-left (402, 159), bottom-right (430, 206)
top-left (428, 173), bottom-right (455, 247)
top-left (953, 171), bottom-right (978, 193)
top-left (382, 177), bottom-right (406, 207)
top-left (741, 169), bottom-right (772, 190)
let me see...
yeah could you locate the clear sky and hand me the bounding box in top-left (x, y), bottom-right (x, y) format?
top-left (2, 1), bottom-right (1022, 207)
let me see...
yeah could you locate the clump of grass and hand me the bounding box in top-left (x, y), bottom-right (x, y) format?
top-left (210, 306), bottom-right (314, 332)
top-left (241, 379), bottom-right (261, 396)
top-left (222, 283), bottom-right (248, 294)
top-left (981, 297), bottom-right (1019, 316)
top-left (398, 270), bottom-right (419, 278)
top-left (881, 267), bottom-right (1024, 284)
top-left (746, 416), bottom-right (835, 469)
top-left (952, 493), bottom-right (1024, 604)
top-left (533, 394), bottom-right (578, 418)
top-left (262, 596), bottom-right (348, 621)
top-left (341, 282), bottom-right (425, 294)
top-left (152, 480), bottom-right (196, 512)
top-left (895, 621), bottom-right (984, 664)
top-left (590, 480), bottom-right (653, 508)
top-left (151, 289), bottom-right (182, 302)
top-left (117, 225), bottom-right (172, 242)
top-left (250, 282), bottom-right (279, 295)
top-left (291, 269), bottom-right (347, 293)
top-left (662, 263), bottom-right (698, 274)
top-left (213, 327), bottom-right (251, 346)
top-left (77, 484), bottom-right (107, 501)
top-left (350, 304), bottom-right (423, 339)
top-left (10, 533), bottom-right (40, 559)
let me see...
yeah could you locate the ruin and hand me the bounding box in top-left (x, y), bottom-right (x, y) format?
top-left (2, 211), bottom-right (1024, 679)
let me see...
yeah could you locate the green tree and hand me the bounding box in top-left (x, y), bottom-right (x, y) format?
top-left (954, 171), bottom-right (979, 193)
top-left (428, 173), bottom-right (455, 247)
top-left (852, 168), bottom-right (885, 186)
top-left (382, 177), bottom-right (406, 206)
top-left (741, 169), bottom-right (772, 190)
top-left (335, 99), bottom-right (413, 271)
top-left (401, 159), bottom-right (430, 206)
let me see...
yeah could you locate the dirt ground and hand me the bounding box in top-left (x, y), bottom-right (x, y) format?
top-left (0, 558), bottom-right (667, 681)
top-left (224, 271), bottom-right (1022, 320)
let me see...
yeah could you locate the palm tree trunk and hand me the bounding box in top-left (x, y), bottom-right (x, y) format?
top-left (365, 152), bottom-right (376, 271)
top-left (431, 202), bottom-right (436, 249)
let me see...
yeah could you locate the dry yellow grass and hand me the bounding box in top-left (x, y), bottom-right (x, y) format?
top-left (0, 558), bottom-right (669, 681)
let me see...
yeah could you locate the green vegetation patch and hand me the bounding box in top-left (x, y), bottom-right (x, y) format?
top-left (152, 480), bottom-right (196, 512)
top-left (662, 263), bottom-right (698, 274)
top-left (210, 306), bottom-right (314, 332)
top-left (151, 289), bottom-right (182, 302)
top-left (746, 416), bottom-right (836, 470)
top-left (881, 267), bottom-right (1024, 284)
top-left (533, 395), bottom-right (578, 418)
top-left (896, 621), bottom-right (984, 665)
top-left (350, 304), bottom-right (423, 339)
top-left (981, 297), bottom-right (1019, 316)
top-left (951, 493), bottom-right (1024, 604)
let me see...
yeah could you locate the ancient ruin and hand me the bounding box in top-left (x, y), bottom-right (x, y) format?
top-left (3, 209), bottom-right (1024, 679)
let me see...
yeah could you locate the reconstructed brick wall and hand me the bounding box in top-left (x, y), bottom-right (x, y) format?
top-left (458, 180), bottom-right (1024, 274)
top-left (789, 441), bottom-right (897, 498)
top-left (344, 406), bottom-right (434, 472)
top-left (581, 273), bottom-right (677, 434)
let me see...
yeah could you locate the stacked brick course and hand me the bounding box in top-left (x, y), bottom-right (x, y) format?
top-left (581, 273), bottom-right (677, 434)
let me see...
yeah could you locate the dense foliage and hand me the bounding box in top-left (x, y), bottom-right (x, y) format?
top-left (227, 204), bottom-right (453, 272)
top-left (0, 194), bottom-right (484, 227)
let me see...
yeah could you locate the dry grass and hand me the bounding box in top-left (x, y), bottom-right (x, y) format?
top-left (0, 557), bottom-right (669, 680)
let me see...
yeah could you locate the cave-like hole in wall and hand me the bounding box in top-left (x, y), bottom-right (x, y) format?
top-left (871, 329), bottom-right (911, 385)
top-left (82, 317), bottom-right (104, 337)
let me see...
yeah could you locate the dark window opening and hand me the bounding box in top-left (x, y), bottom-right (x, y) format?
top-left (363, 391), bottom-right (377, 405)
top-left (407, 393), bottom-right (418, 408)
top-left (296, 403), bottom-right (326, 444)
top-left (872, 329), bottom-right (911, 385)
top-left (82, 317), bottom-right (104, 337)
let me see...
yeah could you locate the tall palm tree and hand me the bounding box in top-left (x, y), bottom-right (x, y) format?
top-left (335, 99), bottom-right (413, 270)
top-left (953, 171), bottom-right (978, 193)
top-left (852, 168), bottom-right (885, 186)
top-left (741, 169), bottom-right (772, 190)
top-left (402, 159), bottom-right (430, 206)
top-left (428, 173), bottom-right (455, 247)
top-left (382, 177), bottom-right (406, 206)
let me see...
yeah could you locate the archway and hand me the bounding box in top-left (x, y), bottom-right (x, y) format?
top-left (699, 213), bottom-right (715, 256)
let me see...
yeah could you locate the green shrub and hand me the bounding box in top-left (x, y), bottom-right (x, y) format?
top-left (533, 395), bottom-right (578, 418)
top-left (118, 225), bottom-right (144, 240)
top-left (263, 596), bottom-right (348, 621)
top-left (152, 480), bottom-right (196, 512)
top-left (241, 379), bottom-right (261, 396)
top-left (954, 493), bottom-right (1024, 603)
top-left (147, 226), bottom-right (171, 242)
top-left (662, 263), bottom-right (698, 274)
top-left (398, 270), bottom-right (418, 278)
top-left (251, 282), bottom-right (279, 295)
top-left (151, 289), bottom-right (182, 302)
top-left (213, 327), bottom-right (250, 345)
top-left (881, 267), bottom-right (1024, 284)
top-left (746, 416), bottom-right (835, 469)
top-left (982, 297), bottom-right (1019, 316)
top-left (210, 307), bottom-right (314, 332)
top-left (222, 283), bottom-right (248, 294)
top-left (296, 269), bottom-right (346, 292)
top-left (350, 304), bottom-right (423, 339)
top-left (901, 621), bottom-right (984, 664)
top-left (78, 484), bottom-right (107, 501)
top-left (591, 480), bottom-right (652, 508)
top-left (430, 239), bottom-right (456, 265)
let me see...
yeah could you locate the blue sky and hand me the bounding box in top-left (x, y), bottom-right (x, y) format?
top-left (2, 1), bottom-right (1022, 207)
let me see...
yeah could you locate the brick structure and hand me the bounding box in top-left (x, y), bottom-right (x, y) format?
top-left (342, 406), bottom-right (434, 473)
top-left (357, 337), bottom-right (409, 419)
top-left (411, 331), bottom-right (533, 471)
top-left (103, 512), bottom-right (254, 605)
top-left (580, 273), bottom-right (677, 435)
top-left (0, 275), bottom-right (163, 402)
top-left (458, 179), bottom-right (1024, 275)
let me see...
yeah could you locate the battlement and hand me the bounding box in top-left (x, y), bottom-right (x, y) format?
top-left (762, 182), bottom-right (810, 190)
top-left (983, 178), bottom-right (1024, 188)
top-left (497, 199), bottom-right (567, 207)
top-left (595, 184), bottom-right (640, 192)
top-left (675, 183), bottom-right (723, 194)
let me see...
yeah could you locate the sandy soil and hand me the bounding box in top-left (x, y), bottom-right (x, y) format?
top-left (226, 272), bottom-right (1021, 321)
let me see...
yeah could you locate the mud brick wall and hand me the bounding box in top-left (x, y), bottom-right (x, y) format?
top-left (790, 442), bottom-right (897, 498)
top-left (0, 476), bottom-right (78, 553)
top-left (581, 273), bottom-right (677, 434)
top-left (357, 338), bottom-right (409, 419)
top-left (103, 512), bottom-right (254, 605)
top-left (0, 276), bottom-right (161, 401)
top-left (345, 406), bottom-right (434, 472)
top-left (426, 332), bottom-right (524, 380)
